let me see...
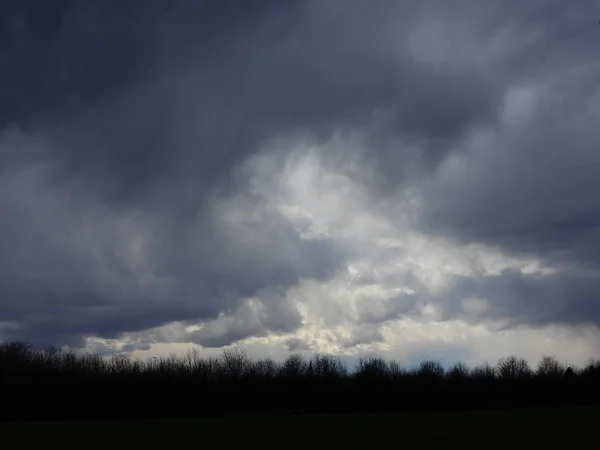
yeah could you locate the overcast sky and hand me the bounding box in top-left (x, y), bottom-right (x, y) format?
top-left (1, 0), bottom-right (600, 368)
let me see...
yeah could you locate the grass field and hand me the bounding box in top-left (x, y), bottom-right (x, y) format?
top-left (1, 407), bottom-right (598, 448)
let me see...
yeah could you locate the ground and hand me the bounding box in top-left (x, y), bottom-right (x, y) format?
top-left (1, 407), bottom-right (598, 448)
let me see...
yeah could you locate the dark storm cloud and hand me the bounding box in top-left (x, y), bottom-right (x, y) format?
top-left (8, 0), bottom-right (508, 207)
top-left (417, 64), bottom-right (600, 268)
top-left (2, 0), bottom-right (598, 348)
top-left (1, 0), bottom-right (304, 206)
top-left (0, 0), bottom-right (289, 128)
top-left (0, 164), bottom-right (343, 347)
top-left (0, 0), bottom-right (165, 127)
top-left (441, 268), bottom-right (600, 330)
top-left (412, 1), bottom-right (600, 328)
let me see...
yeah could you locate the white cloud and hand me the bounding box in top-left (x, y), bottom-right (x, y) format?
top-left (111, 132), bottom-right (586, 367)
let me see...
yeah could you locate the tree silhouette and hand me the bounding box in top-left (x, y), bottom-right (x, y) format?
top-left (1, 341), bottom-right (600, 421)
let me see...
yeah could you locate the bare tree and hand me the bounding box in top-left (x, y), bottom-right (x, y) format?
top-left (387, 360), bottom-right (405, 380)
top-left (109, 354), bottom-right (132, 374)
top-left (416, 359), bottom-right (445, 381)
top-left (471, 362), bottom-right (496, 384)
top-left (311, 354), bottom-right (346, 379)
top-left (580, 358), bottom-right (600, 380)
top-left (221, 343), bottom-right (251, 378)
top-left (249, 358), bottom-right (278, 378)
top-left (447, 361), bottom-right (470, 383)
top-left (280, 353), bottom-right (308, 379)
top-left (497, 355), bottom-right (532, 382)
top-left (536, 355), bottom-right (566, 379)
top-left (355, 356), bottom-right (389, 381)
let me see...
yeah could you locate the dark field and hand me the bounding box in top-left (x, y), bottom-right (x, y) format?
top-left (2, 407), bottom-right (599, 448)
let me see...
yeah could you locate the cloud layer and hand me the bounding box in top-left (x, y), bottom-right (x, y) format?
top-left (1, 0), bottom-right (599, 366)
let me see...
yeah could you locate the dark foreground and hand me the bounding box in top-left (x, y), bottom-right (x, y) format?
top-left (1, 407), bottom-right (598, 448)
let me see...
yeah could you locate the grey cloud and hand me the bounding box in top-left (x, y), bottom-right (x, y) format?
top-left (0, 150), bottom-right (343, 347)
top-left (188, 288), bottom-right (304, 348)
top-left (86, 340), bottom-right (151, 357)
top-left (355, 292), bottom-right (423, 326)
top-left (417, 57), bottom-right (600, 270)
top-left (409, 2), bottom-right (600, 329)
top-left (14, 0), bottom-right (509, 208)
top-left (2, 0), bottom-right (599, 349)
top-left (0, 0), bottom-right (168, 127)
top-left (285, 337), bottom-right (310, 352)
top-left (411, 0), bottom-right (600, 249)
top-left (342, 324), bottom-right (385, 348)
top-left (441, 269), bottom-right (600, 329)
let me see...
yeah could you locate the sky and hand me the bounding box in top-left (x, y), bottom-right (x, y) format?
top-left (1, 0), bottom-right (600, 369)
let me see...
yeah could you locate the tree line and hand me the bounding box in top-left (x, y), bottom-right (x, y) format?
top-left (1, 341), bottom-right (599, 421)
